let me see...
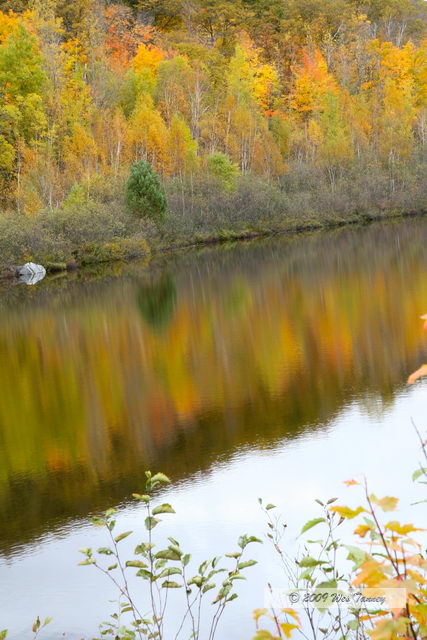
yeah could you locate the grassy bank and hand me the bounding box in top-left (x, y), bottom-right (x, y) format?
top-left (1, 162), bottom-right (427, 277)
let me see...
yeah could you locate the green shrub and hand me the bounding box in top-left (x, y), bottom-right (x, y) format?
top-left (125, 160), bottom-right (167, 225)
top-left (62, 183), bottom-right (87, 210)
top-left (207, 152), bottom-right (239, 190)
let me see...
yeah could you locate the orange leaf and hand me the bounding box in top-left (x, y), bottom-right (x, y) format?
top-left (407, 364), bottom-right (427, 385)
top-left (353, 560), bottom-right (389, 587)
top-left (344, 479), bottom-right (359, 486)
top-left (355, 524), bottom-right (372, 538)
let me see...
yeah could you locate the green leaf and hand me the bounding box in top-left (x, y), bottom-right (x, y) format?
top-left (91, 517), bottom-right (105, 527)
top-left (237, 560), bottom-right (257, 569)
top-left (135, 542), bottom-right (154, 555)
top-left (300, 518), bottom-right (325, 535)
top-left (136, 569), bottom-right (153, 580)
top-left (198, 560), bottom-right (209, 575)
top-left (108, 563), bottom-right (118, 571)
top-left (298, 557), bottom-right (327, 568)
top-left (78, 558), bottom-right (96, 566)
top-left (0, 631), bottom-right (7, 640)
top-left (316, 580), bottom-right (337, 589)
top-left (229, 573), bottom-right (246, 581)
top-left (202, 583), bottom-right (216, 593)
top-left (126, 560), bottom-right (148, 569)
top-left (238, 535), bottom-right (262, 549)
top-left (345, 545), bottom-right (368, 570)
top-left (105, 508), bottom-right (117, 517)
top-left (161, 581), bottom-right (182, 588)
top-left (213, 583), bottom-right (232, 603)
top-left (151, 472), bottom-right (171, 485)
top-left (412, 468), bottom-right (427, 481)
top-left (183, 554), bottom-right (191, 566)
top-left (115, 531), bottom-right (133, 543)
top-left (145, 516), bottom-right (160, 531)
top-left (155, 547), bottom-right (182, 561)
top-left (299, 569), bottom-right (315, 583)
top-left (152, 503), bottom-right (175, 516)
top-left (132, 494), bottom-right (151, 502)
top-left (265, 504), bottom-right (276, 510)
top-left (188, 575), bottom-right (203, 588)
top-left (98, 547), bottom-right (114, 556)
top-left (158, 567), bottom-right (182, 579)
top-left (207, 568), bottom-right (227, 580)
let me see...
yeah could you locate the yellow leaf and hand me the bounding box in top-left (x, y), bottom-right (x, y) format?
top-left (385, 521), bottom-right (425, 536)
top-left (353, 560), bottom-right (390, 587)
top-left (253, 608), bottom-right (268, 623)
top-left (330, 505), bottom-right (366, 519)
top-left (280, 623), bottom-right (299, 638)
top-left (281, 609), bottom-right (301, 624)
top-left (368, 617), bottom-right (409, 640)
top-left (369, 495), bottom-right (399, 512)
top-left (407, 569), bottom-right (427, 584)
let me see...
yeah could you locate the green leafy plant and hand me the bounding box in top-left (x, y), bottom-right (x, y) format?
top-left (125, 161), bottom-right (168, 225)
top-left (79, 471), bottom-right (261, 640)
top-left (207, 152), bottom-right (239, 191)
top-left (0, 616), bottom-right (52, 640)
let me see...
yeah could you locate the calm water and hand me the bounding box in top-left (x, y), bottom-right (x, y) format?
top-left (1, 220), bottom-right (427, 638)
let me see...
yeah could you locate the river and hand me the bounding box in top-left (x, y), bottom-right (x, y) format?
top-left (0, 219), bottom-right (426, 638)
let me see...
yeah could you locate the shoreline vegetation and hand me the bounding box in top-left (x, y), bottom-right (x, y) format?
top-left (0, 1), bottom-right (427, 278)
top-left (1, 171), bottom-right (426, 281)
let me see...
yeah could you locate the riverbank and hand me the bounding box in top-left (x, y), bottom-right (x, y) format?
top-left (0, 207), bottom-right (421, 283)
top-left (1, 168), bottom-right (426, 281)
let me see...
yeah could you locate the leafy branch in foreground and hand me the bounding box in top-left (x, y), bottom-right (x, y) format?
top-left (254, 426), bottom-right (427, 640)
top-left (79, 471), bottom-right (261, 640)
top-left (0, 617), bottom-right (52, 640)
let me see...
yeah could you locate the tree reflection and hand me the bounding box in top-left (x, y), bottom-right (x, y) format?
top-left (136, 272), bottom-right (176, 331)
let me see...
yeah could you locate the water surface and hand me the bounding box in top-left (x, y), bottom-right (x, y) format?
top-left (1, 220), bottom-right (427, 638)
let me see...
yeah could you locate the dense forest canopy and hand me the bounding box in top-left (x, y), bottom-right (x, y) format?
top-left (0, 0), bottom-right (426, 214)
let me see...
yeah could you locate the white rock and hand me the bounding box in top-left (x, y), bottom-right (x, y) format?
top-left (18, 262), bottom-right (46, 285)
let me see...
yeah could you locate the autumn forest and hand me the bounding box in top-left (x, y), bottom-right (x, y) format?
top-left (0, 0), bottom-right (426, 265)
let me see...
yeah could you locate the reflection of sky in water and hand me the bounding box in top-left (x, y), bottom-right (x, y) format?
top-left (2, 385), bottom-right (426, 639)
top-left (1, 220), bottom-right (427, 637)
